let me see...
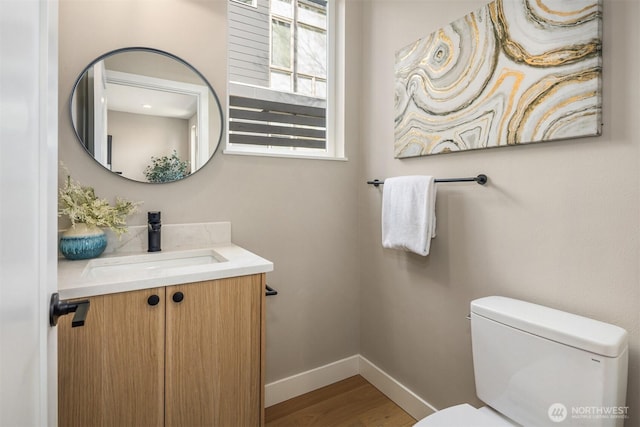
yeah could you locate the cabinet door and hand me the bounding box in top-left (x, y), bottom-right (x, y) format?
top-left (165, 274), bottom-right (264, 427)
top-left (58, 288), bottom-right (165, 427)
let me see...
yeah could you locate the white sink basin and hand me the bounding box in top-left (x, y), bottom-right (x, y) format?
top-left (82, 248), bottom-right (227, 279)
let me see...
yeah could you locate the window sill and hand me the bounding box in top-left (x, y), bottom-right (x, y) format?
top-left (223, 148), bottom-right (348, 162)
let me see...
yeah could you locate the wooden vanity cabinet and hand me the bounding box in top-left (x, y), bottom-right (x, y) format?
top-left (165, 275), bottom-right (264, 427)
top-left (58, 286), bottom-right (165, 427)
top-left (58, 274), bottom-right (265, 427)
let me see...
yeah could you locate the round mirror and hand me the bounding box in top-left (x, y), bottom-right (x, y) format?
top-left (70, 47), bottom-right (223, 183)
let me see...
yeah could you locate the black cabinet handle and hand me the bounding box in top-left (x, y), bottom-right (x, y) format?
top-left (147, 295), bottom-right (160, 306)
top-left (172, 291), bottom-right (184, 303)
top-left (265, 285), bottom-right (278, 296)
top-left (49, 293), bottom-right (90, 327)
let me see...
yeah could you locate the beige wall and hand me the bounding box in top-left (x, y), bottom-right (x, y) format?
top-left (358, 0), bottom-right (639, 423)
top-left (60, 0), bottom-right (640, 424)
top-left (59, 0), bottom-right (361, 383)
top-left (108, 111), bottom-right (189, 181)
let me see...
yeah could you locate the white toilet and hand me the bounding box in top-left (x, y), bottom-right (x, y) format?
top-left (415, 296), bottom-right (629, 427)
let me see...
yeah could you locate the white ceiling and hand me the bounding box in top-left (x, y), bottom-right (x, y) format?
top-left (106, 82), bottom-right (198, 119)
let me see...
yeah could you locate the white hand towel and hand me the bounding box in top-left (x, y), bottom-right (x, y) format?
top-left (382, 175), bottom-right (437, 256)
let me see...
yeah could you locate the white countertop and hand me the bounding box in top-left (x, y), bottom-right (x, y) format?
top-left (58, 243), bottom-right (274, 299)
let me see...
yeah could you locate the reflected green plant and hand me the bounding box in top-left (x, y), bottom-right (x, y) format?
top-left (144, 150), bottom-right (189, 183)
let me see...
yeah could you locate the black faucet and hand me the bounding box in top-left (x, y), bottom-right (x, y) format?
top-left (148, 211), bottom-right (161, 252)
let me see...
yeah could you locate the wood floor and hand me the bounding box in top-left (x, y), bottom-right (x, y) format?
top-left (265, 375), bottom-right (417, 427)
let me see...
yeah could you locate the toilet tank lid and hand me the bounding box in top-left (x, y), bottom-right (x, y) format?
top-left (471, 296), bottom-right (628, 358)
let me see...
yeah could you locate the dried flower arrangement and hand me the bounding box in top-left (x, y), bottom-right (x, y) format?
top-left (58, 175), bottom-right (140, 236)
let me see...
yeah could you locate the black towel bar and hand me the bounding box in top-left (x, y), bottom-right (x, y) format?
top-left (367, 174), bottom-right (487, 187)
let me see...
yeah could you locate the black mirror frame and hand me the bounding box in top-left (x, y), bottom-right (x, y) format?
top-left (69, 46), bottom-right (224, 184)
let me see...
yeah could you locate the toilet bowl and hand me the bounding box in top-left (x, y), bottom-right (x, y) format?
top-left (414, 403), bottom-right (516, 427)
top-left (413, 296), bottom-right (628, 427)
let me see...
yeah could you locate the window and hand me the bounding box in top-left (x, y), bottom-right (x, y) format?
top-left (231, 0), bottom-right (257, 7)
top-left (269, 1), bottom-right (326, 97)
top-left (271, 19), bottom-right (292, 72)
top-left (226, 0), bottom-right (345, 160)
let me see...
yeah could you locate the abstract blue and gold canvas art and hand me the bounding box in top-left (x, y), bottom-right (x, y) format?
top-left (394, 0), bottom-right (602, 157)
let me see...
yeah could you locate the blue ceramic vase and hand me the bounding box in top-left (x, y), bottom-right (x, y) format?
top-left (59, 223), bottom-right (107, 260)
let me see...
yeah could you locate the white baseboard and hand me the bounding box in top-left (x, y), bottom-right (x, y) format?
top-left (358, 355), bottom-right (437, 420)
top-left (265, 354), bottom-right (436, 421)
top-left (264, 355), bottom-right (360, 407)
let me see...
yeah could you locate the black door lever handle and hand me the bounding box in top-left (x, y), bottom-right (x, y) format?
top-left (49, 293), bottom-right (90, 327)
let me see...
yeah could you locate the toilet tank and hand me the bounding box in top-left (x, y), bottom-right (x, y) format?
top-left (471, 296), bottom-right (628, 427)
